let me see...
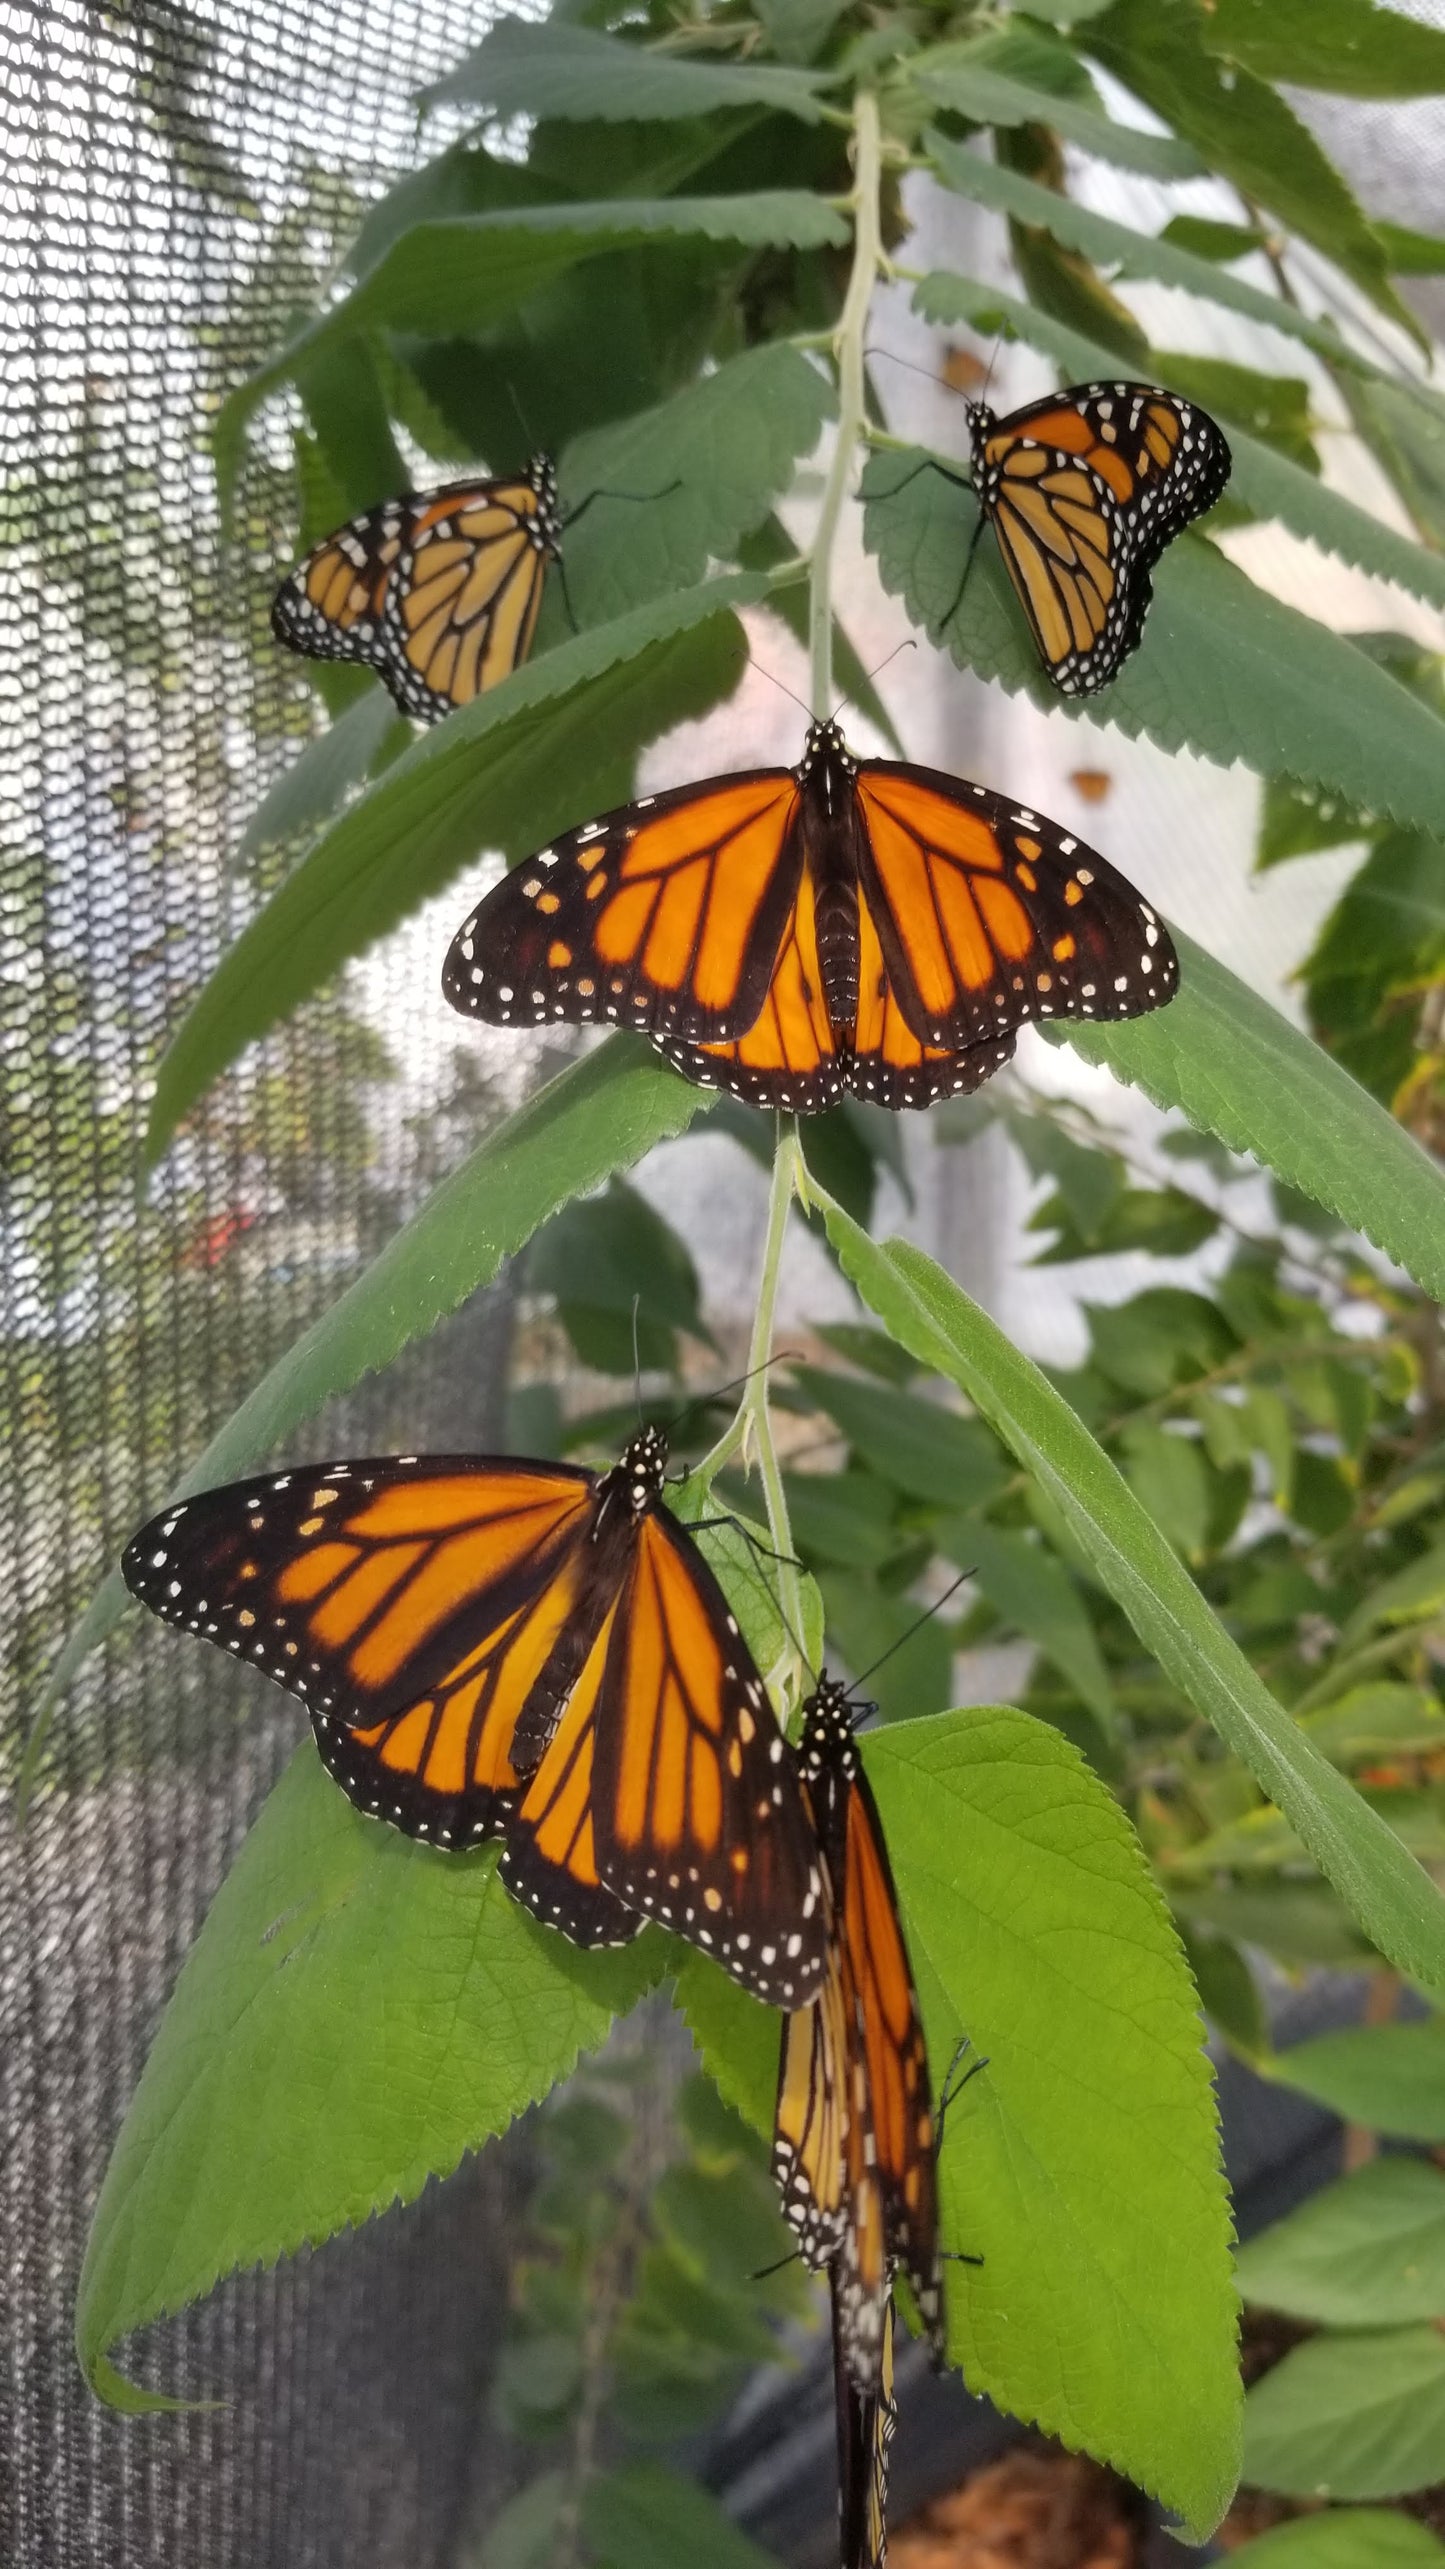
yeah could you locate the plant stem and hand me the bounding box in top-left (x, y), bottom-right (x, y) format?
top-left (809, 86), bottom-right (883, 717)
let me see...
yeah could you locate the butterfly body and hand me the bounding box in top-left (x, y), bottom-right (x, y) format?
top-left (271, 455), bottom-right (561, 719)
top-left (122, 1428), bottom-right (827, 2002)
top-left (965, 381), bottom-right (1230, 694)
top-left (445, 721), bottom-right (1177, 1112)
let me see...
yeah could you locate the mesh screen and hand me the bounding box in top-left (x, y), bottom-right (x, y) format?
top-left (0, 5), bottom-right (533, 2559)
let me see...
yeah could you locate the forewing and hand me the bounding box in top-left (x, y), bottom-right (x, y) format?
top-left (123, 1458), bottom-right (596, 1847)
top-left (845, 1766), bottom-right (942, 2350)
top-left (589, 1510), bottom-right (827, 2004)
top-left (501, 1604), bottom-right (645, 1948)
top-left (658, 856), bottom-right (845, 1109)
top-left (856, 763), bottom-right (1177, 1056)
top-left (444, 772), bottom-right (803, 1047)
top-left (979, 383), bottom-right (1230, 693)
top-left (380, 477), bottom-right (555, 719)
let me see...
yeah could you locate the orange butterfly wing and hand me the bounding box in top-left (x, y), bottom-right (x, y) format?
top-left (661, 856), bottom-right (847, 1112)
top-left (501, 1599), bottom-right (642, 1948)
top-left (122, 1457), bottom-right (600, 1848)
top-left (969, 382), bottom-right (1230, 694)
top-left (444, 771), bottom-right (804, 1048)
top-left (855, 762), bottom-right (1177, 1062)
top-left (271, 463), bottom-right (559, 721)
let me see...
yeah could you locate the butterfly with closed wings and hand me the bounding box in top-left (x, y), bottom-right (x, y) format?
top-left (443, 719), bottom-right (1177, 1112)
top-left (271, 456), bottom-right (561, 721)
top-left (122, 1427), bottom-right (827, 2007)
top-left (965, 380), bottom-right (1231, 695)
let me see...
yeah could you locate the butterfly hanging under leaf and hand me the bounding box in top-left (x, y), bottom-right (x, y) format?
top-left (121, 1427), bottom-right (827, 2006)
top-left (271, 456), bottom-right (562, 720)
top-left (964, 381), bottom-right (1231, 695)
top-left (443, 719), bottom-right (1178, 1111)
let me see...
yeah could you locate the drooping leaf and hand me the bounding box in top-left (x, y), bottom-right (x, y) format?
top-left (1271, 2018), bottom-right (1445, 2142)
top-left (1235, 2156), bottom-right (1445, 2328)
top-left (1061, 933), bottom-right (1445, 1311)
top-left (44, 1043), bottom-right (711, 1710)
top-left (1243, 2325), bottom-right (1445, 2500)
top-left (870, 1707), bottom-right (1239, 2538)
top-left (926, 132), bottom-right (1374, 372)
top-left (913, 271), bottom-right (1445, 613)
top-left (818, 1204), bottom-right (1445, 2000)
top-left (790, 1364), bottom-right (1011, 1509)
top-left (145, 588), bottom-right (754, 1155)
top-left (419, 19), bottom-right (835, 123)
top-left (1087, 0), bottom-right (1424, 342)
top-left (529, 1178), bottom-right (712, 1374)
top-left (861, 452), bottom-right (1445, 837)
top-left (1203, 0), bottom-right (1445, 100)
top-left (215, 191), bottom-right (849, 463)
top-left (234, 688), bottom-right (410, 867)
top-left (939, 1520), bottom-right (1115, 1725)
top-left (77, 1750), bottom-right (667, 2409)
top-left (904, 41), bottom-right (1204, 179)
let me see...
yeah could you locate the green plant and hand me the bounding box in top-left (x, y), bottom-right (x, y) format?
top-left (48, 0), bottom-right (1445, 2550)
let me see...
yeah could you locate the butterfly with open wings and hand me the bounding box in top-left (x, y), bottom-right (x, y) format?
top-left (122, 1426), bottom-right (827, 2007)
top-left (443, 719), bottom-right (1177, 1112)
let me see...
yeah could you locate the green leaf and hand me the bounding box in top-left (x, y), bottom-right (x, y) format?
top-left (905, 42), bottom-right (1204, 178)
top-left (791, 1364), bottom-right (1011, 1509)
top-left (672, 1955), bottom-right (778, 2143)
top-left (483, 2473), bottom-right (572, 2569)
top-left (1174, 1882), bottom-right (1372, 1972)
top-left (216, 192), bottom-right (849, 462)
top-left (783, 1469), bottom-right (901, 1571)
top-left (1243, 2325), bottom-right (1445, 2499)
top-left (1344, 1535), bottom-right (1445, 1640)
top-left (1160, 215), bottom-right (1268, 263)
top-left (420, 19), bottom-right (833, 123)
top-left (294, 334), bottom-right (408, 518)
top-left (145, 587), bottom-right (754, 1154)
top-left (558, 345), bottom-right (834, 630)
top-left (756, 0), bottom-right (850, 59)
top-left (45, 1042), bottom-right (710, 1711)
top-left (926, 133), bottom-right (1371, 373)
top-left (913, 269), bottom-right (1445, 614)
top-left (1236, 2156), bottom-right (1445, 2327)
top-left (816, 1572), bottom-right (957, 1721)
top-left (1087, 0), bottom-right (1424, 343)
top-left (1008, 1110), bottom-right (1125, 1242)
top-left (584, 2462), bottom-right (784, 2569)
top-left (945, 1520), bottom-right (1115, 1724)
top-left (77, 1750), bottom-right (665, 2408)
top-left (1257, 775), bottom-right (1369, 870)
top-left (529, 1177), bottom-right (711, 1374)
top-left (1059, 931), bottom-right (1445, 1310)
top-left (863, 449), bottom-right (1445, 837)
top-left (1272, 2019), bottom-right (1445, 2143)
top-left (1229, 2515), bottom-right (1445, 2569)
top-left (868, 1706), bottom-right (1239, 2537)
top-left (1177, 1922), bottom-right (1268, 2055)
top-left (234, 689), bottom-right (409, 866)
top-left (1377, 220), bottom-right (1445, 276)
top-left (817, 1204), bottom-right (1445, 1998)
top-left (1203, 0), bottom-right (1445, 100)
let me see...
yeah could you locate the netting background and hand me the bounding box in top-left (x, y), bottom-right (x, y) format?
top-left (1, 6), bottom-right (532, 2560)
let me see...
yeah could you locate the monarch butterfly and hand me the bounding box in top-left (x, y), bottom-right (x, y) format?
top-left (443, 719), bottom-right (1178, 1112)
top-left (121, 1428), bottom-right (827, 2005)
top-left (271, 456), bottom-right (561, 721)
top-left (965, 381), bottom-right (1231, 695)
top-left (772, 1677), bottom-right (943, 2393)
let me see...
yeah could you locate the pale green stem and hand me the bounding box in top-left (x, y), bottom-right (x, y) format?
top-left (808, 87), bottom-right (883, 717)
top-left (695, 93), bottom-right (884, 1709)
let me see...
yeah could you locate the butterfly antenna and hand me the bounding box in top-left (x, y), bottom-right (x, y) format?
top-left (848, 1566), bottom-right (973, 1697)
top-left (631, 1295), bottom-right (644, 1426)
top-left (563, 478), bottom-right (682, 534)
top-left (831, 635), bottom-right (915, 725)
top-left (749, 656), bottom-right (814, 722)
top-left (556, 555), bottom-right (580, 638)
top-left (667, 1351), bottom-right (802, 1446)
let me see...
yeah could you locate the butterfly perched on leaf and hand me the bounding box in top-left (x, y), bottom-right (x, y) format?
top-left (773, 1677), bottom-right (945, 2390)
top-left (443, 719), bottom-right (1178, 1111)
top-left (121, 1427), bottom-right (827, 2006)
top-left (965, 381), bottom-right (1231, 695)
top-left (271, 456), bottom-right (561, 720)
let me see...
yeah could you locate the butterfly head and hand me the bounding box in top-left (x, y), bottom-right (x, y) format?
top-left (617, 1423), bottom-right (670, 1514)
top-left (799, 1671), bottom-right (868, 1784)
top-left (799, 720), bottom-right (857, 816)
